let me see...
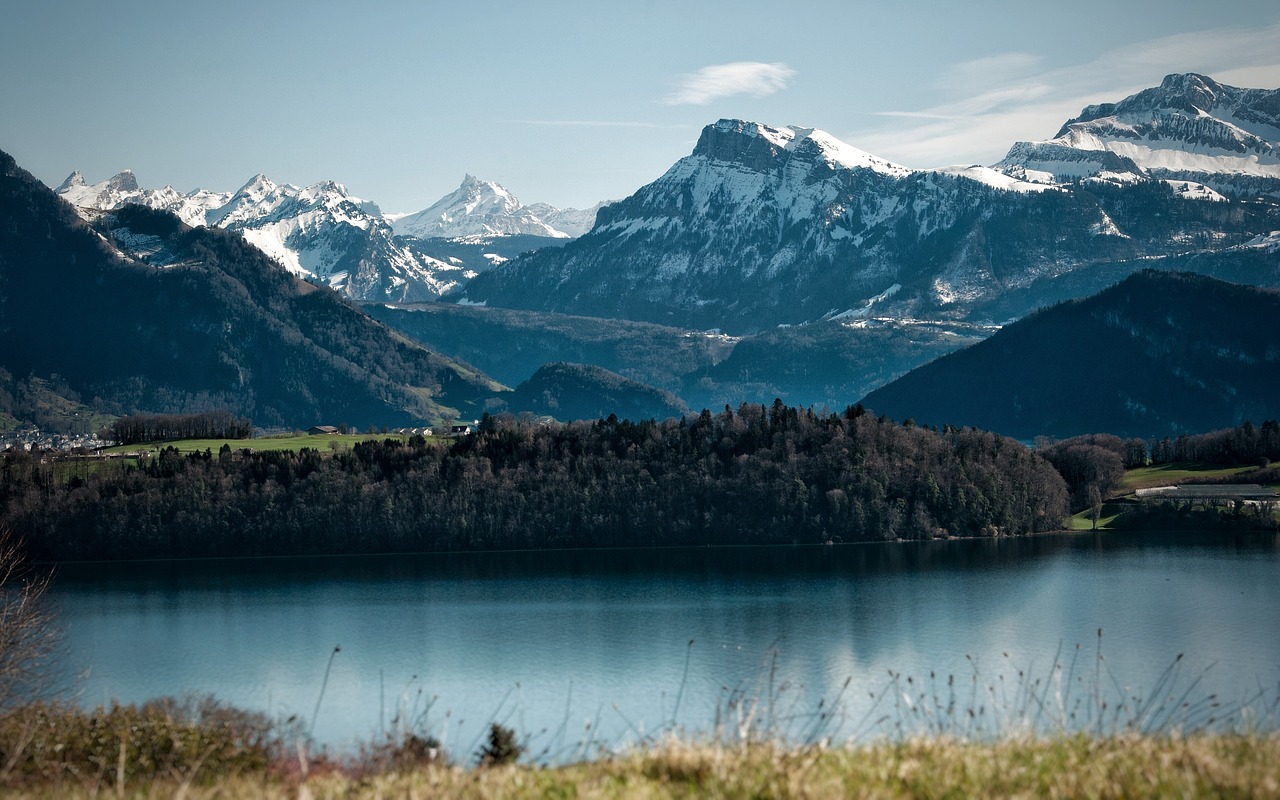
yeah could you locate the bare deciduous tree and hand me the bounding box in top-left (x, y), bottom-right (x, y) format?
top-left (0, 531), bottom-right (60, 709)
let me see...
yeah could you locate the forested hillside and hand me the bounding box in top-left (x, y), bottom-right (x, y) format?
top-left (861, 271), bottom-right (1280, 439)
top-left (505, 362), bottom-right (690, 421)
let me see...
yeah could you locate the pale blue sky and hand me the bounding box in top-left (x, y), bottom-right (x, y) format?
top-left (3, 0), bottom-right (1278, 212)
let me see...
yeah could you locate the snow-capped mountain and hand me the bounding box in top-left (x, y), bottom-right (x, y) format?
top-left (462, 98), bottom-right (1280, 331)
top-left (57, 171), bottom-right (469, 301)
top-left (393, 174), bottom-right (603, 239)
top-left (996, 73), bottom-right (1280, 198)
top-left (56, 170), bottom-right (230, 228)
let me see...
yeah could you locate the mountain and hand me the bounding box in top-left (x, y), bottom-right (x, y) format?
top-left (392, 174), bottom-right (602, 239)
top-left (859, 271), bottom-right (1280, 439)
top-left (461, 104), bottom-right (1280, 332)
top-left (995, 73), bottom-right (1280, 198)
top-left (505, 363), bottom-right (689, 422)
top-left (2, 149), bottom-right (503, 428)
top-left (57, 171), bottom-right (472, 303)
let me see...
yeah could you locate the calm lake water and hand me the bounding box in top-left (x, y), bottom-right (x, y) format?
top-left (49, 532), bottom-right (1280, 761)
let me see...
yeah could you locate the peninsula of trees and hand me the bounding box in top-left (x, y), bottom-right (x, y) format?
top-left (2, 403), bottom-right (1069, 561)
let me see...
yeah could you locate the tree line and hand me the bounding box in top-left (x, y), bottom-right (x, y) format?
top-left (109, 411), bottom-right (253, 446)
top-left (1, 402), bottom-right (1070, 561)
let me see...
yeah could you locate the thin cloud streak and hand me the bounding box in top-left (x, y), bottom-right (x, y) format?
top-left (665, 61), bottom-right (796, 105)
top-left (513, 120), bottom-right (690, 129)
top-left (846, 21), bottom-right (1280, 169)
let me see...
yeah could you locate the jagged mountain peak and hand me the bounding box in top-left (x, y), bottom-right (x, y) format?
top-left (56, 170), bottom-right (86, 192)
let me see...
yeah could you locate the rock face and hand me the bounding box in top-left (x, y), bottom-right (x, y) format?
top-left (462, 107), bottom-right (1280, 332)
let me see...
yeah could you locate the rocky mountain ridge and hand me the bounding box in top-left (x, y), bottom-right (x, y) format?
top-left (462, 79), bottom-right (1280, 331)
top-left (54, 170), bottom-right (598, 303)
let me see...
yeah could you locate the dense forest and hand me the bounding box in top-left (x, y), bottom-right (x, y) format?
top-left (1, 403), bottom-right (1069, 561)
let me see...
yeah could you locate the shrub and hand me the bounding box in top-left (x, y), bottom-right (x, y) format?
top-left (476, 722), bottom-right (524, 766)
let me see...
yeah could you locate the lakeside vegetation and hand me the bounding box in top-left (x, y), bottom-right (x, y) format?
top-left (0, 718), bottom-right (1276, 799)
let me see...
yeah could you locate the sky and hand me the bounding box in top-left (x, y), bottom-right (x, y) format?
top-left (2, 0), bottom-right (1279, 213)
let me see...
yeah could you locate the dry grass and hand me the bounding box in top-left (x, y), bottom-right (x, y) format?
top-left (1, 734), bottom-right (1277, 798)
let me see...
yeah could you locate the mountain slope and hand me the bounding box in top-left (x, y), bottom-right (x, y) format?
top-left (859, 271), bottom-right (1280, 438)
top-left (1, 149), bottom-right (502, 428)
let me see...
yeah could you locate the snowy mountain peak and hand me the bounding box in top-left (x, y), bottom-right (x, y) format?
top-left (233, 173), bottom-right (279, 199)
top-left (996, 72), bottom-right (1280, 197)
top-left (697, 119), bottom-right (911, 177)
top-left (392, 175), bottom-right (598, 239)
top-left (1064, 73), bottom-right (1226, 132)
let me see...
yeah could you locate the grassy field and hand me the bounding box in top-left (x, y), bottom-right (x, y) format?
top-left (96, 432), bottom-right (423, 457)
top-left (1123, 462), bottom-right (1262, 492)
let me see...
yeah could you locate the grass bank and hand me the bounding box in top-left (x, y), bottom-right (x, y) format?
top-left (1, 733), bottom-right (1276, 798)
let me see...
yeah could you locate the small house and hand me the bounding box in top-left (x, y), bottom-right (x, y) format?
top-left (307, 425), bottom-right (340, 435)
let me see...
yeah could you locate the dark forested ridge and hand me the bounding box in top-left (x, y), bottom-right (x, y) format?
top-left (860, 271), bottom-right (1280, 439)
top-left (2, 404), bottom-right (1069, 561)
top-left (504, 362), bottom-right (690, 422)
top-left (0, 150), bottom-right (502, 429)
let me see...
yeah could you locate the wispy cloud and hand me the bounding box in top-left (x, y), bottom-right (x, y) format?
top-left (512, 120), bottom-right (688, 129)
top-left (665, 62), bottom-right (795, 105)
top-left (847, 22), bottom-right (1280, 168)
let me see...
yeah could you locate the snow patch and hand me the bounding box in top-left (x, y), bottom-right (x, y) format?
top-left (934, 165), bottom-right (1057, 193)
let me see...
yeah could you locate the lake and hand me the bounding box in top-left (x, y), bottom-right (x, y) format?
top-left (49, 531), bottom-right (1280, 762)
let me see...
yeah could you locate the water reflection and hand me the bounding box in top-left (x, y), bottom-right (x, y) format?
top-left (50, 532), bottom-right (1280, 760)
